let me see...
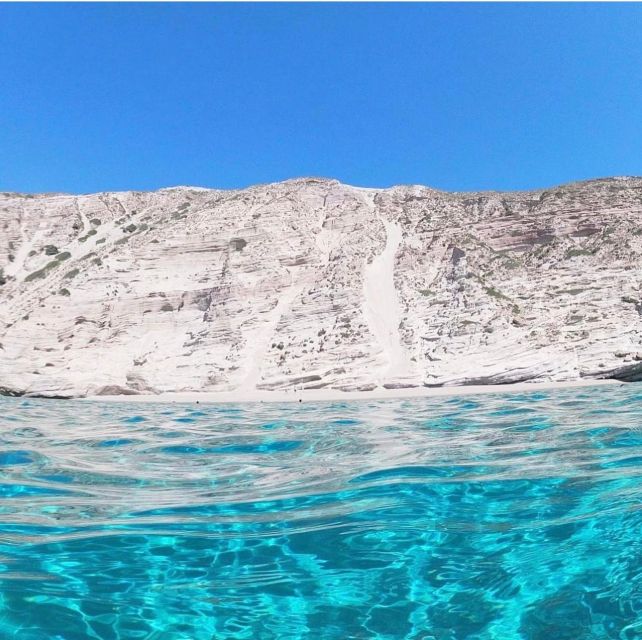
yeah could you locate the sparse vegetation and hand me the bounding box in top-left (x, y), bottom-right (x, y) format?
top-left (22, 250), bottom-right (76, 282)
top-left (64, 268), bottom-right (80, 279)
top-left (90, 218), bottom-right (102, 226)
top-left (78, 229), bottom-right (98, 242)
top-left (565, 248), bottom-right (594, 259)
top-left (484, 286), bottom-right (510, 301)
top-left (25, 260), bottom-right (60, 282)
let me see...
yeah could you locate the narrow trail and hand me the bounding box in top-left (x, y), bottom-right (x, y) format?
top-left (5, 212), bottom-right (44, 280)
top-left (75, 202), bottom-right (94, 244)
top-left (239, 277), bottom-right (304, 390)
top-left (2, 214), bottom-right (48, 325)
top-left (362, 195), bottom-right (413, 385)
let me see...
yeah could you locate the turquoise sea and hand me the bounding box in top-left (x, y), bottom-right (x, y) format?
top-left (1, 384), bottom-right (642, 639)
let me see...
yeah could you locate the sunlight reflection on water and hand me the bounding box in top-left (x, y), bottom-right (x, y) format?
top-left (0, 384), bottom-right (641, 638)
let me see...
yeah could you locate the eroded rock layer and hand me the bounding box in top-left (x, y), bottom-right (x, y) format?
top-left (2, 177), bottom-right (642, 397)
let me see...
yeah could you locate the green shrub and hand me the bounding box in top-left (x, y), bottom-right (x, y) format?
top-left (59, 288), bottom-right (70, 296)
top-left (90, 218), bottom-right (102, 226)
top-left (25, 269), bottom-right (46, 282)
top-left (64, 268), bottom-right (80, 279)
top-left (78, 229), bottom-right (98, 242)
top-left (484, 286), bottom-right (510, 301)
top-left (56, 251), bottom-right (71, 261)
top-left (43, 245), bottom-right (59, 256)
top-left (565, 248), bottom-right (593, 259)
top-left (25, 260), bottom-right (59, 282)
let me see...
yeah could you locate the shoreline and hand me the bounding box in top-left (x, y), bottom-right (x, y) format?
top-left (81, 379), bottom-right (624, 405)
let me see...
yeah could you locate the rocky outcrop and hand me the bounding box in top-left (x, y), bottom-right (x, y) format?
top-left (1, 176), bottom-right (642, 397)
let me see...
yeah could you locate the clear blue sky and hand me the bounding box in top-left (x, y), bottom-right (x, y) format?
top-left (1, 3), bottom-right (641, 194)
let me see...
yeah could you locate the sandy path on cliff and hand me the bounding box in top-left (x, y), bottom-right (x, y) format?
top-left (362, 201), bottom-right (413, 385)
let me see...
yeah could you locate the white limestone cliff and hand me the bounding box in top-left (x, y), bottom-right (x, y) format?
top-left (2, 176), bottom-right (642, 398)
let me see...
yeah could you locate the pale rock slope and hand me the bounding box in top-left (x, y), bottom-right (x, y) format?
top-left (2, 176), bottom-right (642, 397)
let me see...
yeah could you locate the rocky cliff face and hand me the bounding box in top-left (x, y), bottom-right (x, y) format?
top-left (2, 176), bottom-right (642, 397)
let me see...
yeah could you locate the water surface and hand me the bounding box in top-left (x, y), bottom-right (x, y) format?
top-left (1, 384), bottom-right (642, 638)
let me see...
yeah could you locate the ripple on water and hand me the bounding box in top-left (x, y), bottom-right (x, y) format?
top-left (0, 384), bottom-right (642, 638)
